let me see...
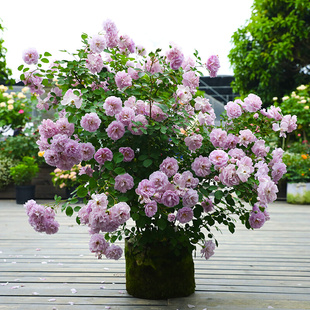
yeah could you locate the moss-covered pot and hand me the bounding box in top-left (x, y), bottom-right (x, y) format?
top-left (287, 182), bottom-right (310, 204)
top-left (125, 237), bottom-right (195, 299)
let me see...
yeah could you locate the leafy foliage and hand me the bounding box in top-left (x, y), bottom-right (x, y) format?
top-left (9, 156), bottom-right (39, 185)
top-left (229, 0), bottom-right (310, 106)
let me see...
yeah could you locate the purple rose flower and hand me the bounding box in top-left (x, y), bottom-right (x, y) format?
top-left (161, 190), bottom-right (180, 208)
top-left (94, 148), bottom-right (113, 165)
top-left (249, 210), bottom-right (266, 229)
top-left (89, 233), bottom-right (109, 258)
top-left (114, 173), bottom-right (134, 193)
top-left (81, 112), bottom-right (101, 132)
top-left (160, 157), bottom-right (179, 177)
top-left (176, 206), bottom-right (193, 224)
top-left (105, 244), bottom-right (123, 260)
top-left (119, 147), bottom-right (135, 162)
top-left (209, 150), bottom-right (229, 168)
top-left (182, 189), bottom-right (199, 207)
top-left (106, 121), bottom-right (125, 141)
top-left (201, 240), bottom-right (215, 259)
top-left (103, 96), bottom-right (123, 116)
top-left (80, 142), bottom-right (96, 161)
top-left (22, 47), bottom-right (39, 65)
top-left (184, 134), bottom-right (203, 151)
top-left (115, 70), bottom-right (132, 89)
top-left (144, 201), bottom-right (157, 217)
top-left (191, 156), bottom-right (211, 177)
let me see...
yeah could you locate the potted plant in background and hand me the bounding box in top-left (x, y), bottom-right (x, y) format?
top-left (50, 164), bottom-right (86, 201)
top-left (282, 150), bottom-right (310, 204)
top-left (274, 84), bottom-right (310, 203)
top-left (10, 156), bottom-right (39, 204)
top-left (19, 19), bottom-right (296, 299)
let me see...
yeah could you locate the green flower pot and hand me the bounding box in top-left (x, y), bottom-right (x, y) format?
top-left (125, 237), bottom-right (195, 299)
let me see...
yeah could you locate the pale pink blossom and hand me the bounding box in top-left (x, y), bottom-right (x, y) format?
top-left (205, 55), bottom-right (220, 77)
top-left (22, 48), bottom-right (39, 65)
top-left (89, 35), bottom-right (106, 53)
top-left (201, 240), bottom-right (215, 259)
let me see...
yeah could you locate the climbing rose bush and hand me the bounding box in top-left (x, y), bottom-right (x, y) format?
top-left (19, 19), bottom-right (296, 261)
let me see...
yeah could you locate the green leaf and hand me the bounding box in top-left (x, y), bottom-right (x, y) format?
top-left (104, 161), bottom-right (114, 170)
top-left (143, 159), bottom-right (153, 167)
top-left (18, 65), bottom-right (24, 71)
top-left (114, 167), bottom-right (126, 175)
top-left (225, 194), bottom-right (235, 206)
top-left (41, 58), bottom-right (49, 63)
top-left (113, 152), bottom-right (124, 164)
top-left (157, 217), bottom-right (167, 230)
top-left (65, 206), bottom-right (74, 217)
top-left (77, 186), bottom-right (88, 197)
top-left (44, 52), bottom-right (52, 57)
top-left (214, 190), bottom-right (224, 201)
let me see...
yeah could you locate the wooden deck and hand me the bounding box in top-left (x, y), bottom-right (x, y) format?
top-left (0, 200), bottom-right (309, 310)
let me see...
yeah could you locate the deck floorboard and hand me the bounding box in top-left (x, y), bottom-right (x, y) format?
top-left (0, 200), bottom-right (310, 309)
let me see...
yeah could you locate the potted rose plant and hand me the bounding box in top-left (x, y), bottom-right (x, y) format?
top-left (274, 84), bottom-right (310, 203)
top-left (20, 19), bottom-right (296, 299)
top-left (10, 156), bottom-right (39, 204)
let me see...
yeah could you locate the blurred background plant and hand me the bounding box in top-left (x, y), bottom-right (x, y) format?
top-left (51, 164), bottom-right (82, 189)
top-left (0, 85), bottom-right (36, 134)
top-left (0, 155), bottom-right (18, 190)
top-left (9, 156), bottom-right (39, 186)
top-left (282, 152), bottom-right (310, 183)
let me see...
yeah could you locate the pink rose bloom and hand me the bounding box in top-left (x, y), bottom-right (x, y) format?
top-left (119, 147), bottom-right (135, 162)
top-left (56, 118), bottom-right (75, 136)
top-left (39, 119), bottom-right (58, 139)
top-left (176, 85), bottom-right (192, 103)
top-left (225, 133), bottom-right (239, 149)
top-left (86, 54), bottom-right (104, 74)
top-left (118, 34), bottom-right (135, 54)
top-left (225, 101), bottom-right (243, 119)
top-left (145, 103), bottom-right (167, 122)
top-left (182, 71), bottom-right (199, 93)
top-left (251, 140), bottom-right (270, 158)
top-left (176, 206), bottom-right (193, 224)
top-left (228, 148), bottom-right (245, 161)
top-left (51, 134), bottom-right (70, 152)
top-left (249, 210), bottom-right (266, 229)
top-left (205, 55), bottom-right (220, 77)
top-left (149, 171), bottom-right (169, 193)
top-left (115, 107), bottom-right (135, 126)
top-left (201, 198), bottom-right (214, 213)
top-left (209, 150), bottom-right (229, 168)
top-left (210, 128), bottom-right (227, 148)
top-left (191, 156), bottom-right (211, 177)
top-left (184, 134), bottom-right (203, 151)
top-left (109, 202), bottom-right (131, 225)
top-left (80, 142), bottom-right (96, 161)
top-left (81, 112), bottom-right (101, 132)
top-left (180, 171), bottom-right (199, 189)
top-left (257, 178), bottom-right (278, 204)
top-left (166, 46), bottom-right (184, 70)
top-left (219, 164), bottom-right (240, 187)
top-left (94, 147), bottom-right (113, 165)
top-left (61, 89), bottom-right (83, 108)
top-left (239, 129), bottom-right (256, 147)
top-left (22, 47), bottom-right (39, 65)
top-left (105, 244), bottom-right (123, 260)
top-left (160, 157), bottom-right (179, 177)
top-left (201, 240), bottom-right (215, 259)
top-left (115, 70), bottom-right (132, 89)
top-left (182, 56), bottom-right (195, 72)
top-left (260, 105), bottom-right (282, 121)
top-left (103, 96), bottom-right (123, 116)
top-left (89, 34), bottom-right (106, 53)
top-left (136, 179), bottom-right (155, 197)
top-left (271, 162), bottom-right (287, 183)
top-left (168, 213), bottom-right (176, 222)
top-left (161, 190), bottom-right (180, 208)
top-left (236, 156), bottom-right (254, 182)
top-left (243, 94), bottom-right (262, 113)
top-left (145, 201), bottom-right (158, 217)
top-left (106, 121), bottom-right (125, 141)
top-left (254, 161), bottom-right (270, 179)
top-left (89, 234), bottom-right (109, 258)
top-left (114, 173), bottom-right (134, 193)
top-left (182, 189), bottom-right (199, 208)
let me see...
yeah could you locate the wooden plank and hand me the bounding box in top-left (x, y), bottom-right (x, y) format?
top-left (0, 200), bottom-right (310, 309)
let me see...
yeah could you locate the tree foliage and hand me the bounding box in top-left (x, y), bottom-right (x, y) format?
top-left (0, 18), bottom-right (14, 85)
top-left (228, 0), bottom-right (310, 106)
